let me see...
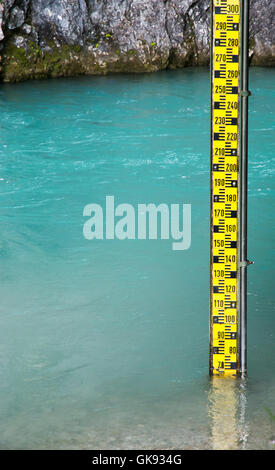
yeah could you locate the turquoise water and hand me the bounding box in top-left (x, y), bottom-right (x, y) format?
top-left (0, 68), bottom-right (274, 450)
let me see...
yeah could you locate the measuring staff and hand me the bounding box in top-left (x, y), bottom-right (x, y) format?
top-left (209, 0), bottom-right (252, 377)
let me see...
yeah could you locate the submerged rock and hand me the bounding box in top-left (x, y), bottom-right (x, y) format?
top-left (0, 0), bottom-right (274, 82)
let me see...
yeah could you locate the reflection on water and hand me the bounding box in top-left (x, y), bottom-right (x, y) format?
top-left (208, 377), bottom-right (249, 450)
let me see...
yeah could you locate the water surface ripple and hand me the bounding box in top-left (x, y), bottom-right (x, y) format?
top-left (0, 68), bottom-right (274, 449)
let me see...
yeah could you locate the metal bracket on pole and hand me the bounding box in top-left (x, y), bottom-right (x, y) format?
top-left (239, 260), bottom-right (254, 268)
top-left (240, 90), bottom-right (252, 97)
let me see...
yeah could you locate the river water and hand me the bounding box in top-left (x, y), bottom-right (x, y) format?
top-left (0, 68), bottom-right (274, 449)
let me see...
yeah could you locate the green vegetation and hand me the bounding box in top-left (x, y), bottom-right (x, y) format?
top-left (265, 407), bottom-right (275, 421)
top-left (2, 40), bottom-right (87, 82)
top-left (1, 35), bottom-right (168, 82)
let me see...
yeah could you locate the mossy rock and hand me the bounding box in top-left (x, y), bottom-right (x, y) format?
top-left (1, 40), bottom-right (88, 82)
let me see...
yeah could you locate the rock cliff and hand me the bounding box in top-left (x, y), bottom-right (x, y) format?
top-left (0, 0), bottom-right (274, 82)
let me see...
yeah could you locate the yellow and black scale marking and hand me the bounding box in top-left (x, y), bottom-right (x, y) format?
top-left (210, 0), bottom-right (242, 376)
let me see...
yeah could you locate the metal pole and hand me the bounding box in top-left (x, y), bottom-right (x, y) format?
top-left (239, 0), bottom-right (251, 376)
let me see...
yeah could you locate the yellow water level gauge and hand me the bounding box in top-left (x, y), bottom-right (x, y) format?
top-left (210, 0), bottom-right (251, 377)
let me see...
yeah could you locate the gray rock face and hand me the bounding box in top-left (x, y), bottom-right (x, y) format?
top-left (31, 0), bottom-right (89, 45)
top-left (0, 0), bottom-right (274, 82)
top-left (249, 0), bottom-right (275, 64)
top-left (8, 6), bottom-right (25, 30)
top-left (166, 0), bottom-right (210, 66)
